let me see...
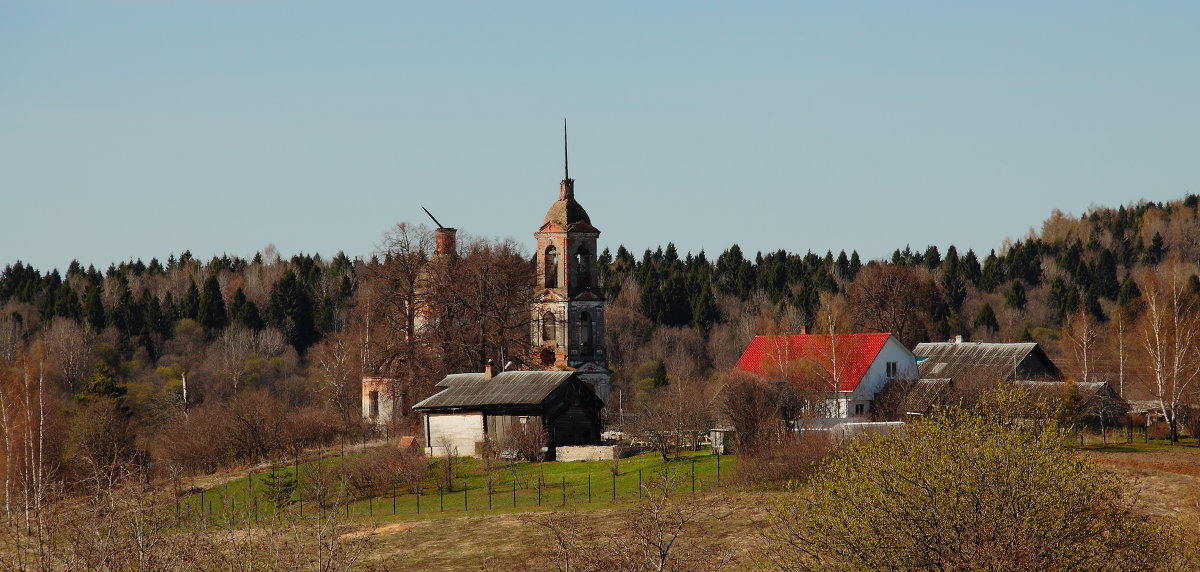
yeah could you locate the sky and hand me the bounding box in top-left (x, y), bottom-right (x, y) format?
top-left (2, 2), bottom-right (1198, 272)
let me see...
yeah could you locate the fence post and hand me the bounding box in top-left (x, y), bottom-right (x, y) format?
top-left (488, 480), bottom-right (493, 509)
top-left (464, 484), bottom-right (468, 511)
top-left (716, 451), bottom-right (721, 486)
top-left (691, 460), bottom-right (696, 494)
top-left (588, 474), bottom-right (592, 503)
top-left (369, 494), bottom-right (373, 516)
top-left (393, 485), bottom-right (397, 515)
top-left (417, 488), bottom-right (421, 514)
top-left (513, 479), bottom-right (517, 507)
top-left (612, 472), bottom-right (616, 501)
top-left (439, 487), bottom-right (444, 512)
top-left (561, 476), bottom-right (566, 505)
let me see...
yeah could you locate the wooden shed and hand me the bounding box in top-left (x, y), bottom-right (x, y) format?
top-left (412, 369), bottom-right (604, 460)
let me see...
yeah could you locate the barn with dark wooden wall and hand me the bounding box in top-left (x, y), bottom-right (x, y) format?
top-left (412, 364), bottom-right (603, 460)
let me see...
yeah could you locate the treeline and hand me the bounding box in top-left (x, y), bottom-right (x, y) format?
top-left (603, 197), bottom-right (1191, 339)
top-left (1, 248), bottom-right (354, 362)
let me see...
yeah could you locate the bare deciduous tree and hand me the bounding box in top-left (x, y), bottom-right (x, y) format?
top-left (1134, 262), bottom-right (1200, 442)
top-left (42, 317), bottom-right (91, 393)
top-left (848, 264), bottom-right (929, 345)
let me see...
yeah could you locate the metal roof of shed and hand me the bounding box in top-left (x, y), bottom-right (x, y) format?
top-left (413, 371), bottom-right (578, 410)
top-left (913, 342), bottom-right (1062, 382)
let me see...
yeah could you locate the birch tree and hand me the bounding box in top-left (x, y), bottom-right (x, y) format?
top-left (1134, 262), bottom-right (1200, 443)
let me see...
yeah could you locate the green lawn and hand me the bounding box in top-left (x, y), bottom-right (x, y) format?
top-left (177, 448), bottom-right (737, 525)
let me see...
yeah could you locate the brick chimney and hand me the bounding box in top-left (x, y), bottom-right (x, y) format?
top-left (434, 227), bottom-right (457, 256)
top-left (483, 359), bottom-right (495, 380)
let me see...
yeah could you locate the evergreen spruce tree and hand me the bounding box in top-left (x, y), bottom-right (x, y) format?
top-left (848, 251), bottom-right (862, 280)
top-left (835, 251), bottom-right (851, 279)
top-left (162, 291), bottom-right (179, 324)
top-left (53, 282), bottom-right (83, 321)
top-left (960, 249), bottom-right (982, 285)
top-left (1005, 280), bottom-right (1027, 311)
top-left (84, 284), bottom-right (106, 331)
top-left (923, 245), bottom-right (941, 269)
top-left (940, 254), bottom-right (967, 313)
top-left (1116, 276), bottom-right (1141, 316)
top-left (267, 268), bottom-right (316, 351)
top-left (1094, 249), bottom-right (1119, 299)
top-left (979, 251), bottom-right (1002, 292)
top-left (180, 281), bottom-right (201, 321)
top-left (261, 462), bottom-right (297, 509)
top-left (1145, 232), bottom-right (1167, 264)
top-left (973, 304), bottom-right (999, 334)
top-left (197, 275), bottom-right (228, 331)
top-left (690, 281), bottom-right (719, 334)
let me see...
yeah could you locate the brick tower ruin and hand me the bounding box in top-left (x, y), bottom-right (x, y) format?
top-left (531, 127), bottom-right (611, 402)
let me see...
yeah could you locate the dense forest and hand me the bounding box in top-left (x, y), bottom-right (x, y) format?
top-left (1, 196), bottom-right (1199, 499)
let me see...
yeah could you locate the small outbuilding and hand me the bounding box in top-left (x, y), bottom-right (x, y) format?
top-left (412, 366), bottom-right (604, 460)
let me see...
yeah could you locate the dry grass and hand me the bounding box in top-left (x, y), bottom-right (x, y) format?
top-left (165, 447), bottom-right (1200, 571)
top-left (315, 490), bottom-right (775, 571)
top-left (1083, 445), bottom-right (1200, 517)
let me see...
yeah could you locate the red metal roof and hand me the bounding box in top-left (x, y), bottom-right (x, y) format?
top-left (734, 333), bottom-right (892, 392)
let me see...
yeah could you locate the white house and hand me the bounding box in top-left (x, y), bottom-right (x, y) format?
top-left (734, 332), bottom-right (917, 420)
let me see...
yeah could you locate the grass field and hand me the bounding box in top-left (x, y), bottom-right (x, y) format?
top-left (178, 448), bottom-right (736, 525)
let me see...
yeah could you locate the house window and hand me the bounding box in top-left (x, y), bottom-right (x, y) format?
top-left (368, 391), bottom-right (379, 419)
top-left (544, 245), bottom-right (559, 288)
top-left (854, 403), bottom-right (865, 415)
top-left (886, 361), bottom-right (898, 378)
top-left (541, 311), bottom-right (556, 342)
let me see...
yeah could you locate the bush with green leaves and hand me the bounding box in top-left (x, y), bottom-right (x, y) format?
top-left (761, 391), bottom-right (1183, 571)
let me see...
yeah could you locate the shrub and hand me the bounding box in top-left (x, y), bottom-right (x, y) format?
top-left (761, 405), bottom-right (1172, 570)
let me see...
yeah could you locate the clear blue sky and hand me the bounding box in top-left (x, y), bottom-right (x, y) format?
top-left (3, 2), bottom-right (1197, 272)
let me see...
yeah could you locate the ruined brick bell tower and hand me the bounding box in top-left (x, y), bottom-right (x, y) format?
top-left (531, 123), bottom-right (611, 402)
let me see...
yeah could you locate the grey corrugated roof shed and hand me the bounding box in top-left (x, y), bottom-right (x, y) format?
top-left (414, 371), bottom-right (577, 410)
top-left (913, 342), bottom-right (1062, 381)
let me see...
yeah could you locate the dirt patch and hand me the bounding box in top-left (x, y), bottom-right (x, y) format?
top-left (1085, 448), bottom-right (1200, 517)
top-left (341, 522), bottom-right (412, 540)
top-left (1085, 447), bottom-right (1200, 478)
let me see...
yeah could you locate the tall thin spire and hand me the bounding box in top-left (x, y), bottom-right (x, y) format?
top-left (563, 118), bottom-right (569, 181)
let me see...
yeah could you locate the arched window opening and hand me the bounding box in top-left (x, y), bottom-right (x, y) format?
top-left (575, 246), bottom-right (592, 288)
top-left (541, 311), bottom-right (556, 342)
top-left (579, 311), bottom-right (593, 357)
top-left (544, 245), bottom-right (559, 288)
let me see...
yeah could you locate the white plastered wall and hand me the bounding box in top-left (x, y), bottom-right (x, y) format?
top-left (425, 412), bottom-right (484, 457)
